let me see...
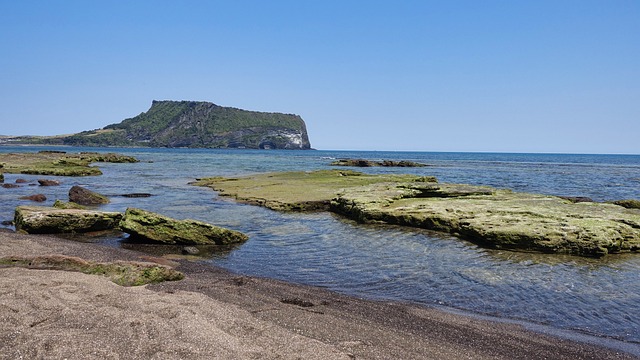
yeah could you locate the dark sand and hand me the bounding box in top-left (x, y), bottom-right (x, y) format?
top-left (0, 230), bottom-right (638, 359)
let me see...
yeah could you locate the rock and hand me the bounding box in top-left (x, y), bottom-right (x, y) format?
top-left (2, 183), bottom-right (19, 189)
top-left (0, 173), bottom-right (3, 183)
top-left (611, 199), bottom-right (640, 210)
top-left (19, 194), bottom-right (47, 202)
top-left (69, 185), bottom-right (110, 205)
top-left (14, 206), bottom-right (123, 234)
top-left (330, 159), bottom-right (428, 167)
top-left (0, 255), bottom-right (183, 286)
top-left (192, 170), bottom-right (429, 211)
top-left (119, 208), bottom-right (248, 245)
top-left (119, 193), bottom-right (153, 198)
top-left (331, 182), bottom-right (640, 257)
top-left (559, 196), bottom-right (593, 203)
top-left (38, 179), bottom-right (61, 186)
top-left (53, 199), bottom-right (87, 209)
top-left (15, 178), bottom-right (30, 183)
top-left (182, 246), bottom-right (200, 255)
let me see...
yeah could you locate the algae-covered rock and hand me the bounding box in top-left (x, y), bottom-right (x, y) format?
top-left (0, 151), bottom-right (139, 177)
top-left (192, 170), bottom-right (433, 211)
top-left (53, 199), bottom-right (87, 209)
top-left (14, 206), bottom-right (122, 234)
top-left (69, 185), bottom-right (110, 205)
top-left (119, 208), bottom-right (248, 245)
top-left (611, 199), bottom-right (640, 210)
top-left (0, 255), bottom-right (183, 286)
top-left (331, 182), bottom-right (640, 257)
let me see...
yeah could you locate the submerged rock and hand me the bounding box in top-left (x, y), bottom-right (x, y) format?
top-left (330, 158), bottom-right (428, 167)
top-left (19, 194), bottom-right (47, 202)
top-left (14, 206), bottom-right (122, 234)
top-left (69, 185), bottom-right (110, 205)
top-left (119, 208), bottom-right (248, 245)
top-left (38, 179), bottom-right (61, 186)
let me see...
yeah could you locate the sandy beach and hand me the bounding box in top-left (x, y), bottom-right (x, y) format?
top-left (0, 229), bottom-right (637, 359)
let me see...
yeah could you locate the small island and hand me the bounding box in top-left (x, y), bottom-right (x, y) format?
top-left (2, 100), bottom-right (312, 150)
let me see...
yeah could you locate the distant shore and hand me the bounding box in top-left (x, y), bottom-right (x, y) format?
top-left (0, 230), bottom-right (637, 359)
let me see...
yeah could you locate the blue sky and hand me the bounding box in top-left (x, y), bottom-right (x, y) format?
top-left (1, 1), bottom-right (638, 153)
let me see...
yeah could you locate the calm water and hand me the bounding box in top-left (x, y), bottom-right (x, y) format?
top-left (2, 146), bottom-right (640, 346)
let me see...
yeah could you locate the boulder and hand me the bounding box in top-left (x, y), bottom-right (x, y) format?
top-left (38, 179), bottom-right (61, 186)
top-left (15, 178), bottom-right (30, 183)
top-left (119, 207), bottom-right (248, 245)
top-left (19, 194), bottom-right (47, 202)
top-left (14, 206), bottom-right (123, 234)
top-left (0, 173), bottom-right (3, 183)
top-left (2, 183), bottom-right (19, 189)
top-left (69, 185), bottom-right (110, 205)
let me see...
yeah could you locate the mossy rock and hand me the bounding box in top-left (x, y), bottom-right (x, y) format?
top-left (331, 182), bottom-right (640, 257)
top-left (14, 206), bottom-right (122, 234)
top-left (69, 185), bottom-right (110, 205)
top-left (119, 208), bottom-right (248, 245)
top-left (0, 151), bottom-right (138, 177)
top-left (611, 199), bottom-right (640, 210)
top-left (192, 170), bottom-right (433, 211)
top-left (53, 199), bottom-right (87, 210)
top-left (0, 255), bottom-right (183, 286)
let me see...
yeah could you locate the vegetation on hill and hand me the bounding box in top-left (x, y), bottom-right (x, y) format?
top-left (3, 101), bottom-right (312, 149)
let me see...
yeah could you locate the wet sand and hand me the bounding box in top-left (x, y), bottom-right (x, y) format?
top-left (0, 230), bottom-right (637, 359)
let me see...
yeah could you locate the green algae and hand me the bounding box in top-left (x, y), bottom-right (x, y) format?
top-left (119, 207), bottom-right (249, 245)
top-left (0, 151), bottom-right (138, 176)
top-left (0, 255), bottom-right (184, 286)
top-left (193, 170), bottom-right (640, 257)
top-left (192, 170), bottom-right (436, 211)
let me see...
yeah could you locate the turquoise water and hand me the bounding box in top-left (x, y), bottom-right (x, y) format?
top-left (1, 146), bottom-right (640, 345)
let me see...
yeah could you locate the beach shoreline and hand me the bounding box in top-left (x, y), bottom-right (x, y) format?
top-left (1, 230), bottom-right (638, 359)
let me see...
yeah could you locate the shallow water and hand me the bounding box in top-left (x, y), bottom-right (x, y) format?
top-left (1, 146), bottom-right (640, 344)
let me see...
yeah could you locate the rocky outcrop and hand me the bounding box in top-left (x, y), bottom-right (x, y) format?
top-left (330, 159), bottom-right (428, 167)
top-left (14, 206), bottom-right (122, 234)
top-left (46, 100), bottom-right (312, 149)
top-left (119, 208), bottom-right (248, 245)
top-left (194, 170), bottom-right (640, 257)
top-left (331, 182), bottom-right (640, 257)
top-left (69, 185), bottom-right (110, 205)
top-left (611, 199), bottom-right (640, 210)
top-left (0, 151), bottom-right (138, 177)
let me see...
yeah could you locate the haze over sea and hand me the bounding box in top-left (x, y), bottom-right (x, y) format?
top-left (1, 146), bottom-right (640, 347)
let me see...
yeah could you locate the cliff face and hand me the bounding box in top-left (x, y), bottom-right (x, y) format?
top-left (60, 101), bottom-right (312, 149)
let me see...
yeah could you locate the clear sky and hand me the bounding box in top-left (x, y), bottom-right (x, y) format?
top-left (1, 1), bottom-right (638, 154)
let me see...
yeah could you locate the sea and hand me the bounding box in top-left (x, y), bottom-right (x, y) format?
top-left (2, 146), bottom-right (640, 350)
